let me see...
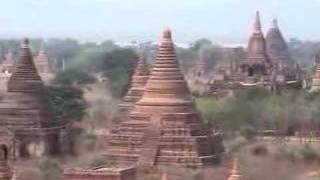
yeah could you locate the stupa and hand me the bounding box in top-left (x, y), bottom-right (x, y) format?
top-left (105, 29), bottom-right (219, 167)
top-left (35, 44), bottom-right (51, 74)
top-left (118, 56), bottom-right (149, 115)
top-left (241, 11), bottom-right (270, 78)
top-left (266, 19), bottom-right (290, 66)
top-left (0, 38), bottom-right (61, 158)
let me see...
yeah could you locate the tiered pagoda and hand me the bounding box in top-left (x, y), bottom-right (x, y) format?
top-left (35, 44), bottom-right (51, 74)
top-left (266, 19), bottom-right (290, 67)
top-left (0, 39), bottom-right (61, 158)
top-left (241, 11), bottom-right (270, 80)
top-left (118, 56), bottom-right (149, 116)
top-left (34, 44), bottom-right (55, 84)
top-left (105, 29), bottom-right (220, 167)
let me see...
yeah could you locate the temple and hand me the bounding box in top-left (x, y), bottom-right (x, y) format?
top-left (187, 11), bottom-right (302, 96)
top-left (118, 56), bottom-right (149, 118)
top-left (105, 29), bottom-right (221, 167)
top-left (310, 55), bottom-right (320, 91)
top-left (0, 39), bottom-right (62, 158)
top-left (34, 44), bottom-right (54, 83)
top-left (240, 11), bottom-right (270, 81)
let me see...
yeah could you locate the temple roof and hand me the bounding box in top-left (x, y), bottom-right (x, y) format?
top-left (7, 38), bottom-right (44, 93)
top-left (246, 11), bottom-right (269, 64)
top-left (136, 28), bottom-right (193, 107)
top-left (266, 19), bottom-right (289, 62)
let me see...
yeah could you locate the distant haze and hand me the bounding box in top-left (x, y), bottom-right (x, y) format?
top-left (1, 0), bottom-right (320, 43)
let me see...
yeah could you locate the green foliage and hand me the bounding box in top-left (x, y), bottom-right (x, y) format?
top-left (196, 89), bottom-right (320, 133)
top-left (47, 86), bottom-right (86, 122)
top-left (53, 68), bottom-right (96, 85)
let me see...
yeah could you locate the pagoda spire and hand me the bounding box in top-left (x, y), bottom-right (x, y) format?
top-left (136, 28), bottom-right (191, 107)
top-left (272, 18), bottom-right (279, 29)
top-left (119, 55), bottom-right (149, 112)
top-left (254, 11), bottom-right (262, 32)
top-left (7, 38), bottom-right (43, 93)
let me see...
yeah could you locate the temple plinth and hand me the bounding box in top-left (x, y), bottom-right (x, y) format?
top-left (63, 166), bottom-right (136, 180)
top-left (119, 56), bottom-right (149, 115)
top-left (0, 38), bottom-right (61, 158)
top-left (105, 29), bottom-right (221, 167)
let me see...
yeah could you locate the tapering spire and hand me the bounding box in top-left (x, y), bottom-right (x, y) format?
top-left (272, 18), bottom-right (279, 29)
top-left (254, 11), bottom-right (262, 32)
top-left (266, 18), bottom-right (289, 65)
top-left (120, 55), bottom-right (149, 111)
top-left (136, 28), bottom-right (191, 107)
top-left (246, 11), bottom-right (268, 63)
top-left (227, 159), bottom-right (244, 180)
top-left (35, 40), bottom-right (51, 73)
top-left (7, 38), bottom-right (44, 93)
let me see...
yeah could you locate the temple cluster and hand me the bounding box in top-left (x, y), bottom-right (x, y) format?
top-left (0, 10), bottom-right (318, 180)
top-left (187, 11), bottom-right (303, 96)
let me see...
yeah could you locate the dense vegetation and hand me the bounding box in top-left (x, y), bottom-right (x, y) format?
top-left (196, 89), bottom-right (320, 135)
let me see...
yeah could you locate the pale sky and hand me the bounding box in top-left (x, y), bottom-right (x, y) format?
top-left (0, 0), bottom-right (319, 43)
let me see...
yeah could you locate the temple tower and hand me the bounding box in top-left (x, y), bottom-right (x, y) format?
top-left (311, 55), bottom-right (320, 91)
top-left (35, 43), bottom-right (54, 84)
top-left (105, 29), bottom-right (220, 167)
top-left (0, 39), bottom-right (61, 158)
top-left (241, 11), bottom-right (270, 78)
top-left (119, 56), bottom-right (149, 115)
top-left (266, 19), bottom-right (291, 70)
top-left (35, 44), bottom-right (51, 74)
top-left (227, 159), bottom-right (244, 180)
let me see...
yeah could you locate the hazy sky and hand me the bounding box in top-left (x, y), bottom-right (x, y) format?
top-left (0, 0), bottom-right (320, 43)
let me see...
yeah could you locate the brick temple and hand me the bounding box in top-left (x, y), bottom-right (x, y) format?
top-left (105, 28), bottom-right (221, 167)
top-left (118, 56), bottom-right (149, 118)
top-left (34, 44), bottom-right (55, 83)
top-left (0, 39), bottom-right (62, 158)
top-left (187, 11), bottom-right (302, 96)
top-left (311, 55), bottom-right (320, 91)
